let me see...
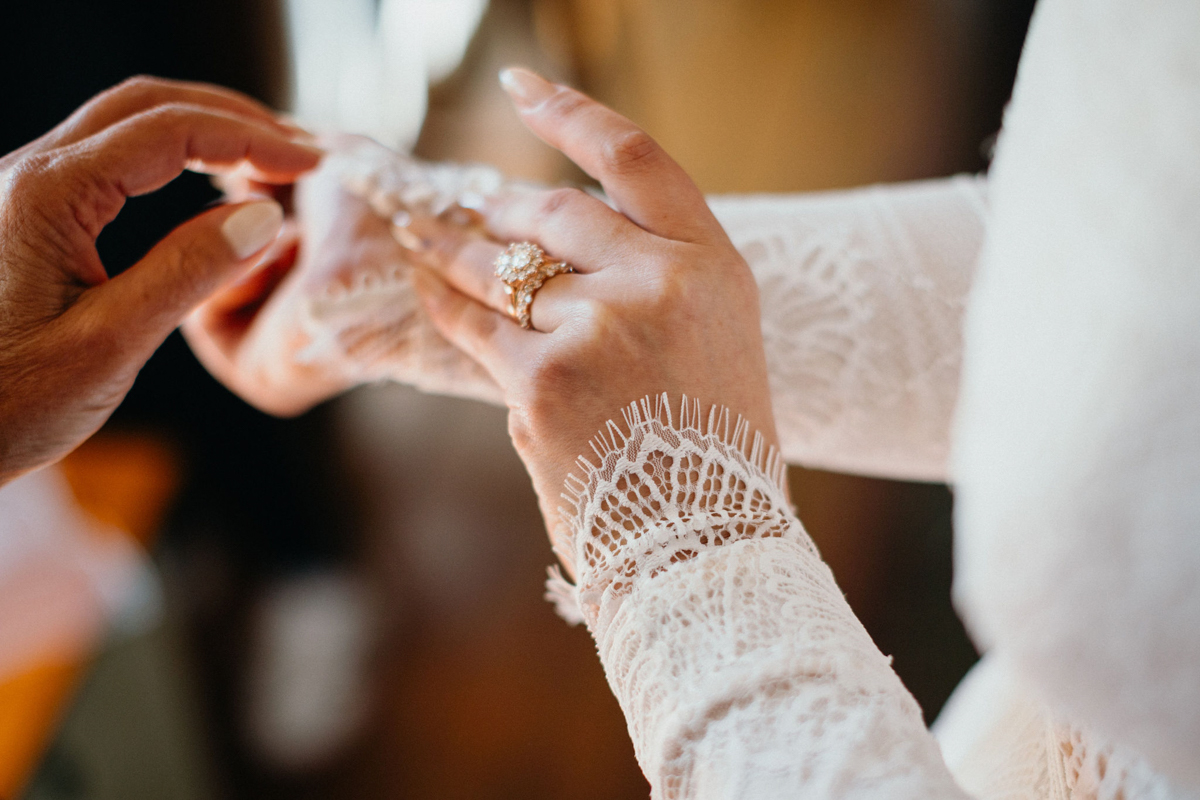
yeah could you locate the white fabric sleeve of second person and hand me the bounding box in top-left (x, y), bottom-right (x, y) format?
top-left (708, 175), bottom-right (988, 483)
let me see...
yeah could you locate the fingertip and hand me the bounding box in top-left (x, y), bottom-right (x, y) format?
top-left (294, 139), bottom-right (326, 160)
top-left (499, 67), bottom-right (558, 111)
top-left (282, 139), bottom-right (325, 171)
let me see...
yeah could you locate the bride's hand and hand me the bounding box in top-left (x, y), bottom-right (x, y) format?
top-left (182, 137), bottom-right (415, 416)
top-left (412, 68), bottom-right (778, 528)
top-left (181, 201), bottom-right (390, 417)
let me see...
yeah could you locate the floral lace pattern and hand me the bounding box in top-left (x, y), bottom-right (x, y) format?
top-left (289, 137), bottom-right (511, 403)
top-left (548, 395), bottom-right (970, 798)
top-left (548, 394), bottom-right (792, 629)
top-left (1053, 725), bottom-right (1197, 800)
top-left (710, 175), bottom-right (986, 482)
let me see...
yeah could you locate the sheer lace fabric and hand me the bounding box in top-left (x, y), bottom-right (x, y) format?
top-left (710, 175), bottom-right (986, 483)
top-left (287, 137), bottom-right (507, 404)
top-left (549, 394), bottom-right (1195, 800)
top-left (548, 395), bottom-right (968, 798)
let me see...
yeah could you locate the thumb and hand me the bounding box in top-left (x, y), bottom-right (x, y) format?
top-left (88, 200), bottom-right (284, 346)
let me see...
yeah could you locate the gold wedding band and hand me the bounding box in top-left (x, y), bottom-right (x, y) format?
top-left (494, 242), bottom-right (573, 329)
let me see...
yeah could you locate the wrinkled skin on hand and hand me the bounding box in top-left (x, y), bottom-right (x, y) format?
top-left (0, 76), bottom-right (320, 485)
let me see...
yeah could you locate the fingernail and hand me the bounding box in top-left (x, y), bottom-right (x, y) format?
top-left (222, 200), bottom-right (284, 259)
top-left (499, 67), bottom-right (556, 110)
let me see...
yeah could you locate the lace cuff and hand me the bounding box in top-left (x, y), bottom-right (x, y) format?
top-left (546, 394), bottom-right (791, 630)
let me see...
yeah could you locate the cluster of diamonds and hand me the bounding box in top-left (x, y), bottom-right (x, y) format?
top-left (494, 242), bottom-right (571, 328)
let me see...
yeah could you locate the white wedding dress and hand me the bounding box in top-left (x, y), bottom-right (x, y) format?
top-left (244, 0), bottom-right (1200, 796)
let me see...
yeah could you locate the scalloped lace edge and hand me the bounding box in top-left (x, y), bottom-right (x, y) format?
top-left (545, 393), bottom-right (789, 626)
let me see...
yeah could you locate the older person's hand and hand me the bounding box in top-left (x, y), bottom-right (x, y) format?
top-left (0, 76), bottom-right (322, 485)
top-left (410, 69), bottom-right (778, 532)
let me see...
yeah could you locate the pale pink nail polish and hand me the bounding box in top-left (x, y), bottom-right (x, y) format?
top-left (499, 67), bottom-right (556, 109)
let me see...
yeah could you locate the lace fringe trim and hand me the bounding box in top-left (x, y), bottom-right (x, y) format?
top-left (545, 393), bottom-right (789, 625)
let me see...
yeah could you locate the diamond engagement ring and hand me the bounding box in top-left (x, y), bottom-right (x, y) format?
top-left (494, 242), bottom-right (574, 329)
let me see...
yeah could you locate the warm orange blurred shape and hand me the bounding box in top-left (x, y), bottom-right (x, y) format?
top-left (0, 659), bottom-right (86, 798)
top-left (0, 432), bottom-right (182, 798)
top-left (58, 432), bottom-right (183, 548)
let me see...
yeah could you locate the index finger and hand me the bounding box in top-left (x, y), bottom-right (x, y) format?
top-left (59, 103), bottom-right (323, 236)
top-left (44, 76), bottom-right (296, 153)
top-left (498, 68), bottom-right (720, 245)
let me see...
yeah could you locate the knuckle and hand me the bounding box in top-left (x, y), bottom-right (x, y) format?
top-left (528, 350), bottom-right (580, 395)
top-left (636, 257), bottom-right (689, 309)
top-left (95, 76), bottom-right (176, 117)
top-left (535, 187), bottom-right (583, 224)
top-left (506, 408), bottom-right (536, 453)
top-left (576, 297), bottom-right (618, 331)
top-left (601, 129), bottom-right (660, 174)
top-left (4, 153), bottom-right (51, 199)
top-left (115, 74), bottom-right (167, 99)
top-left (69, 311), bottom-right (138, 371)
top-left (161, 235), bottom-right (223, 300)
top-left (78, 316), bottom-right (125, 358)
top-left (130, 102), bottom-right (209, 148)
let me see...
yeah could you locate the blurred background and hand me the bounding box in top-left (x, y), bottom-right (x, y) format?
top-left (0, 1), bottom-right (1034, 797)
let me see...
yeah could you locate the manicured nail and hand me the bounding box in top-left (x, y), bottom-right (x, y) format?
top-left (499, 67), bottom-right (556, 110)
top-left (222, 200), bottom-right (284, 259)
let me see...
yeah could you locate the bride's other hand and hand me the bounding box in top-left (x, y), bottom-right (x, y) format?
top-left (412, 68), bottom-right (778, 528)
top-left (183, 138), bottom-right (411, 416)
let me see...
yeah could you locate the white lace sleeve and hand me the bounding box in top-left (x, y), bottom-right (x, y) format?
top-left (709, 176), bottom-right (987, 482)
top-left (546, 395), bottom-right (969, 798)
